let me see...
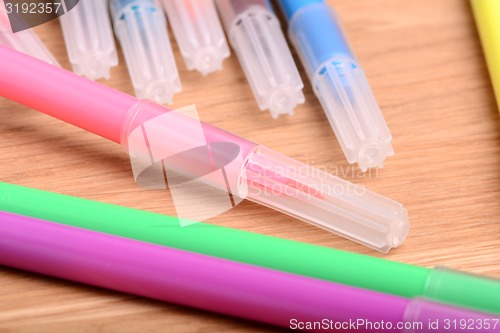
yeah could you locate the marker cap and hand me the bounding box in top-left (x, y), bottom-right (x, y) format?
top-left (217, 0), bottom-right (304, 118)
top-left (162, 0), bottom-right (230, 76)
top-left (287, 2), bottom-right (394, 171)
top-left (59, 0), bottom-right (118, 80)
top-left (110, 0), bottom-right (181, 104)
top-left (311, 55), bottom-right (394, 171)
top-left (242, 145), bottom-right (408, 252)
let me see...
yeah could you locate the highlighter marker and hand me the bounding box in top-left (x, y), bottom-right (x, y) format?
top-left (110, 0), bottom-right (181, 104)
top-left (470, 0), bottom-right (500, 112)
top-left (0, 211), bottom-right (497, 332)
top-left (216, 0), bottom-right (305, 119)
top-left (278, 0), bottom-right (394, 171)
top-left (0, 45), bottom-right (409, 253)
top-left (0, 182), bottom-right (498, 314)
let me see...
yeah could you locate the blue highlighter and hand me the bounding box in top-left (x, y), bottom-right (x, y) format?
top-left (278, 0), bottom-right (394, 171)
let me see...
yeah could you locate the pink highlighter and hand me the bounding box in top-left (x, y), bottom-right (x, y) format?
top-left (0, 45), bottom-right (409, 253)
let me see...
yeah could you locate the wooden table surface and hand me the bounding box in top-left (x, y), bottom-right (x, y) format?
top-left (0, 0), bottom-right (499, 331)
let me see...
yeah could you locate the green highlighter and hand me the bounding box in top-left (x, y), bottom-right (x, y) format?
top-left (0, 182), bottom-right (498, 314)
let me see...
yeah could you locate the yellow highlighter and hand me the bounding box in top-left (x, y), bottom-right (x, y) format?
top-left (471, 0), bottom-right (500, 111)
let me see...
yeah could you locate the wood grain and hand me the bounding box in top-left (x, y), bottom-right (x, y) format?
top-left (0, 0), bottom-right (498, 331)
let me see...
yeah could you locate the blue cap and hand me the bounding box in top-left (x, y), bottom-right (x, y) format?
top-left (278, 0), bottom-right (325, 20)
top-left (110, 0), bottom-right (156, 15)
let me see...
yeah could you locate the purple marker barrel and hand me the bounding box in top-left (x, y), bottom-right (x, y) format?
top-left (0, 211), bottom-right (496, 332)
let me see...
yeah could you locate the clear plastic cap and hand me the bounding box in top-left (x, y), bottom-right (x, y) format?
top-left (59, 0), bottom-right (118, 80)
top-left (162, 0), bottom-right (230, 76)
top-left (0, 6), bottom-right (60, 67)
top-left (312, 56), bottom-right (394, 171)
top-left (217, 0), bottom-right (304, 118)
top-left (110, 0), bottom-right (181, 104)
top-left (287, 4), bottom-right (393, 171)
top-left (242, 145), bottom-right (408, 253)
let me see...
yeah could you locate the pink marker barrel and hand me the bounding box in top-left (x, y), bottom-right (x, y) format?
top-left (0, 45), bottom-right (135, 142)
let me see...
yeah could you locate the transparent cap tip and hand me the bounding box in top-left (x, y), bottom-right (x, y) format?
top-left (358, 139), bottom-right (394, 171)
top-left (269, 86), bottom-right (303, 118)
top-left (162, 0), bottom-right (230, 76)
top-left (78, 53), bottom-right (114, 80)
top-left (194, 46), bottom-right (224, 75)
top-left (313, 56), bottom-right (394, 171)
top-left (144, 79), bottom-right (178, 105)
top-left (390, 213), bottom-right (409, 248)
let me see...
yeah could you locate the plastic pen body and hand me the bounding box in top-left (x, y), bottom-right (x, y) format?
top-left (110, 0), bottom-right (181, 104)
top-left (279, 0), bottom-right (394, 171)
top-left (0, 212), bottom-right (497, 332)
top-left (0, 211), bottom-right (406, 331)
top-left (216, 0), bottom-right (304, 118)
top-left (0, 182), bottom-right (498, 315)
top-left (0, 45), bottom-right (134, 142)
top-left (0, 45), bottom-right (408, 253)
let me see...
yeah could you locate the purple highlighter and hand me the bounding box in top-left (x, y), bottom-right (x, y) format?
top-left (0, 211), bottom-right (497, 332)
